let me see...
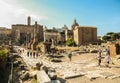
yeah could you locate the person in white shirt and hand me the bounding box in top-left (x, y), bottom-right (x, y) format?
top-left (105, 54), bottom-right (111, 67)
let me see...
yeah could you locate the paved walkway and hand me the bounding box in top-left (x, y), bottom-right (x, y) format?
top-left (14, 46), bottom-right (120, 80)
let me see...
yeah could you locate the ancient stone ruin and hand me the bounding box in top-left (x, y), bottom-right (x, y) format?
top-left (109, 41), bottom-right (120, 57)
top-left (40, 42), bottom-right (52, 53)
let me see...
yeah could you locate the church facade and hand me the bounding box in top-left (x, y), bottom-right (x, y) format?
top-left (65, 19), bottom-right (97, 45)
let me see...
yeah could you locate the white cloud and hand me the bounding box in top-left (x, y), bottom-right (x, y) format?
top-left (0, 0), bottom-right (47, 28)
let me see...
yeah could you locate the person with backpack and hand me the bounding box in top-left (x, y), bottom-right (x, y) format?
top-left (68, 52), bottom-right (72, 61)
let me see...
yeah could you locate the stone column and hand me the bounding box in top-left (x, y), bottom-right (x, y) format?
top-left (27, 16), bottom-right (31, 26)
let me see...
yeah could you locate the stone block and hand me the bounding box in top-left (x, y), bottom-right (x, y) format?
top-left (20, 71), bottom-right (29, 81)
top-left (63, 71), bottom-right (84, 79)
top-left (51, 80), bottom-right (60, 83)
top-left (48, 68), bottom-right (57, 80)
top-left (21, 64), bottom-right (25, 70)
top-left (29, 70), bottom-right (38, 78)
top-left (13, 61), bottom-right (19, 67)
top-left (37, 70), bottom-right (51, 83)
top-left (108, 75), bottom-right (120, 79)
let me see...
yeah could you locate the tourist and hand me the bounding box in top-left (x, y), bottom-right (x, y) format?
top-left (105, 54), bottom-right (111, 67)
top-left (33, 52), bottom-right (35, 58)
top-left (23, 49), bottom-right (24, 53)
top-left (27, 51), bottom-right (29, 57)
top-left (68, 52), bottom-right (72, 61)
top-left (20, 50), bottom-right (22, 54)
top-left (36, 52), bottom-right (38, 58)
top-left (99, 49), bottom-right (102, 54)
top-left (106, 46), bottom-right (110, 55)
top-left (97, 52), bottom-right (102, 66)
top-left (30, 52), bottom-right (32, 57)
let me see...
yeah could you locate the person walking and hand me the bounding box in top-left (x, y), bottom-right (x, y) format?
top-left (30, 51), bottom-right (32, 57)
top-left (106, 46), bottom-right (110, 55)
top-left (33, 52), bottom-right (35, 58)
top-left (27, 51), bottom-right (29, 57)
top-left (97, 52), bottom-right (102, 66)
top-left (68, 52), bottom-right (72, 61)
top-left (36, 52), bottom-right (38, 58)
top-left (105, 54), bottom-right (111, 67)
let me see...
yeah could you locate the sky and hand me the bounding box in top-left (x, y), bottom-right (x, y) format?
top-left (0, 0), bottom-right (120, 36)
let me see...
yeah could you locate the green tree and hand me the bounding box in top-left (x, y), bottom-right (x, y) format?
top-left (102, 32), bottom-right (120, 41)
top-left (111, 33), bottom-right (120, 40)
top-left (106, 32), bottom-right (114, 36)
top-left (102, 35), bottom-right (111, 41)
top-left (117, 32), bottom-right (120, 37)
top-left (66, 38), bottom-right (76, 46)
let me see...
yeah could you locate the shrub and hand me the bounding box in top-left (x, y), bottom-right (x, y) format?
top-left (66, 38), bottom-right (76, 46)
top-left (0, 50), bottom-right (8, 60)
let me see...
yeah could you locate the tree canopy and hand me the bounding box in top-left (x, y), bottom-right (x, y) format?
top-left (102, 32), bottom-right (120, 41)
top-left (66, 38), bottom-right (76, 46)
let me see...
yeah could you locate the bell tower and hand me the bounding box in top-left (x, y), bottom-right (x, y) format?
top-left (71, 19), bottom-right (79, 30)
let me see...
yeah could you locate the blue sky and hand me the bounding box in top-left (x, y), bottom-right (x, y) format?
top-left (0, 0), bottom-right (120, 36)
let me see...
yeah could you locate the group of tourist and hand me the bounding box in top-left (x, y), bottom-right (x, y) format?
top-left (18, 48), bottom-right (40, 58)
top-left (67, 47), bottom-right (112, 68)
top-left (18, 49), bottom-right (24, 54)
top-left (97, 47), bottom-right (111, 67)
top-left (27, 51), bottom-right (40, 58)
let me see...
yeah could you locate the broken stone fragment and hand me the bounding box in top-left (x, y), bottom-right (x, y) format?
top-left (20, 71), bottom-right (30, 81)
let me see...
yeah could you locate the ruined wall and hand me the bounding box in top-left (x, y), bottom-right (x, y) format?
top-left (74, 27), bottom-right (79, 45)
top-left (44, 31), bottom-right (61, 44)
top-left (0, 28), bottom-right (12, 44)
top-left (12, 25), bottom-right (33, 42)
top-left (109, 42), bottom-right (120, 57)
top-left (12, 24), bottom-right (43, 43)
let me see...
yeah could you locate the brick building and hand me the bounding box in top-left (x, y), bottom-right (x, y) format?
top-left (73, 26), bottom-right (97, 45)
top-left (12, 16), bottom-right (43, 45)
top-left (65, 19), bottom-right (97, 46)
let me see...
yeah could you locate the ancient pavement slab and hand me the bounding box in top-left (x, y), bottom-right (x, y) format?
top-left (37, 70), bottom-right (51, 83)
top-left (85, 70), bottom-right (104, 79)
top-left (99, 72), bottom-right (114, 78)
top-left (108, 74), bottom-right (120, 79)
top-left (62, 71), bottom-right (85, 79)
top-left (85, 73), bottom-right (100, 79)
